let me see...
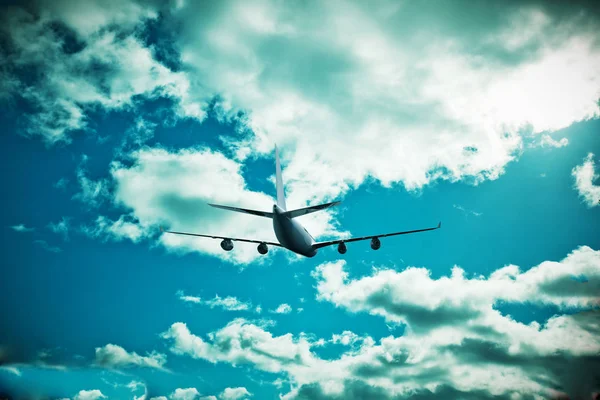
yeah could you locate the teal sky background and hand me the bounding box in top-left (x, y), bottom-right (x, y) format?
top-left (1, 1), bottom-right (599, 399)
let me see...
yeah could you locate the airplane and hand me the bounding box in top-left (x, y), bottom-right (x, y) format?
top-left (161, 146), bottom-right (441, 257)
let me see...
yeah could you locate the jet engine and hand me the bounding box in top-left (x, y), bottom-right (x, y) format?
top-left (220, 239), bottom-right (233, 251)
top-left (257, 242), bottom-right (268, 254)
top-left (370, 237), bottom-right (381, 250)
top-left (338, 242), bottom-right (347, 254)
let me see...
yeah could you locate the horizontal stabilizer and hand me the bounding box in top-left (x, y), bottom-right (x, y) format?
top-left (283, 201), bottom-right (341, 218)
top-left (208, 203), bottom-right (273, 218)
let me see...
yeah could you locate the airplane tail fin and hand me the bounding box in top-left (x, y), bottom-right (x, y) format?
top-left (282, 201), bottom-right (341, 218)
top-left (275, 145), bottom-right (287, 211)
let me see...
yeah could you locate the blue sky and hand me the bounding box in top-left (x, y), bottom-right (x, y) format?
top-left (1, 1), bottom-right (599, 399)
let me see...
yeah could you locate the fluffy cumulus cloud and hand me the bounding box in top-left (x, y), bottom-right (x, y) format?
top-left (313, 246), bottom-right (600, 330)
top-left (572, 153), bottom-right (600, 207)
top-left (95, 344), bottom-right (167, 370)
top-left (110, 147), bottom-right (344, 263)
top-left (2, 0), bottom-right (598, 202)
top-left (162, 246), bottom-right (600, 399)
top-left (170, 388), bottom-right (200, 400)
top-left (74, 390), bottom-right (106, 400)
top-left (220, 387), bottom-right (251, 400)
top-left (270, 303), bottom-right (293, 314)
top-left (163, 0), bottom-right (600, 204)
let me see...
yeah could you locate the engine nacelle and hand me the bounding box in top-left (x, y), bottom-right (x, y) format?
top-left (370, 237), bottom-right (381, 250)
top-left (337, 242), bottom-right (347, 254)
top-left (257, 242), bottom-right (268, 255)
top-left (220, 239), bottom-right (233, 251)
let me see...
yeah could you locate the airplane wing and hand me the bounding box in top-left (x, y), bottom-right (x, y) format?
top-left (312, 222), bottom-right (441, 249)
top-left (160, 227), bottom-right (284, 247)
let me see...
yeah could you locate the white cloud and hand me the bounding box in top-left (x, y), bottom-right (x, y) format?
top-left (82, 215), bottom-right (146, 243)
top-left (48, 217), bottom-right (71, 240)
top-left (170, 388), bottom-right (200, 400)
top-left (205, 296), bottom-right (251, 311)
top-left (74, 390), bottom-right (106, 400)
top-left (270, 304), bottom-right (292, 314)
top-left (110, 147), bottom-right (345, 264)
top-left (219, 387), bottom-right (251, 400)
top-left (127, 380), bottom-right (145, 391)
top-left (572, 153), bottom-right (600, 207)
top-left (539, 134), bottom-right (569, 148)
top-left (4, 1), bottom-right (598, 213)
top-left (168, 1), bottom-right (600, 206)
top-left (177, 291), bottom-right (252, 311)
top-left (95, 344), bottom-right (167, 370)
top-left (0, 2), bottom-right (201, 144)
top-left (313, 246), bottom-right (600, 330)
top-left (162, 246), bottom-right (600, 399)
top-left (10, 223), bottom-right (34, 233)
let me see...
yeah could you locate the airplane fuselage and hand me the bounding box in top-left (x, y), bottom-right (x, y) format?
top-left (272, 205), bottom-right (317, 257)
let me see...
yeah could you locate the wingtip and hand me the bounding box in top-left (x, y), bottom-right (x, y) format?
top-left (438, 221), bottom-right (442, 228)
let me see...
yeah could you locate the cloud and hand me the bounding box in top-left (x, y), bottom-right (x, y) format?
top-left (177, 291), bottom-right (252, 311)
top-left (170, 388), bottom-right (200, 400)
top-left (34, 239), bottom-right (62, 253)
top-left (162, 246), bottom-right (600, 399)
top-left (220, 387), bottom-right (251, 400)
top-left (10, 224), bottom-right (34, 233)
top-left (110, 147), bottom-right (345, 264)
top-left (270, 304), bottom-right (292, 314)
top-left (163, 0), bottom-right (600, 206)
top-left (539, 134), bottom-right (569, 148)
top-left (161, 319), bottom-right (321, 376)
top-left (74, 390), bottom-right (106, 400)
top-left (81, 215), bottom-right (146, 243)
top-left (0, 1), bottom-right (201, 144)
top-left (572, 153), bottom-right (600, 207)
top-left (313, 246), bottom-right (600, 331)
top-left (48, 217), bottom-right (71, 240)
top-left (94, 344), bottom-right (167, 370)
top-left (3, 0), bottom-right (598, 212)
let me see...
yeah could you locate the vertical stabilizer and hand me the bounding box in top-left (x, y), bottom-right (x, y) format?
top-left (275, 145), bottom-right (287, 211)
